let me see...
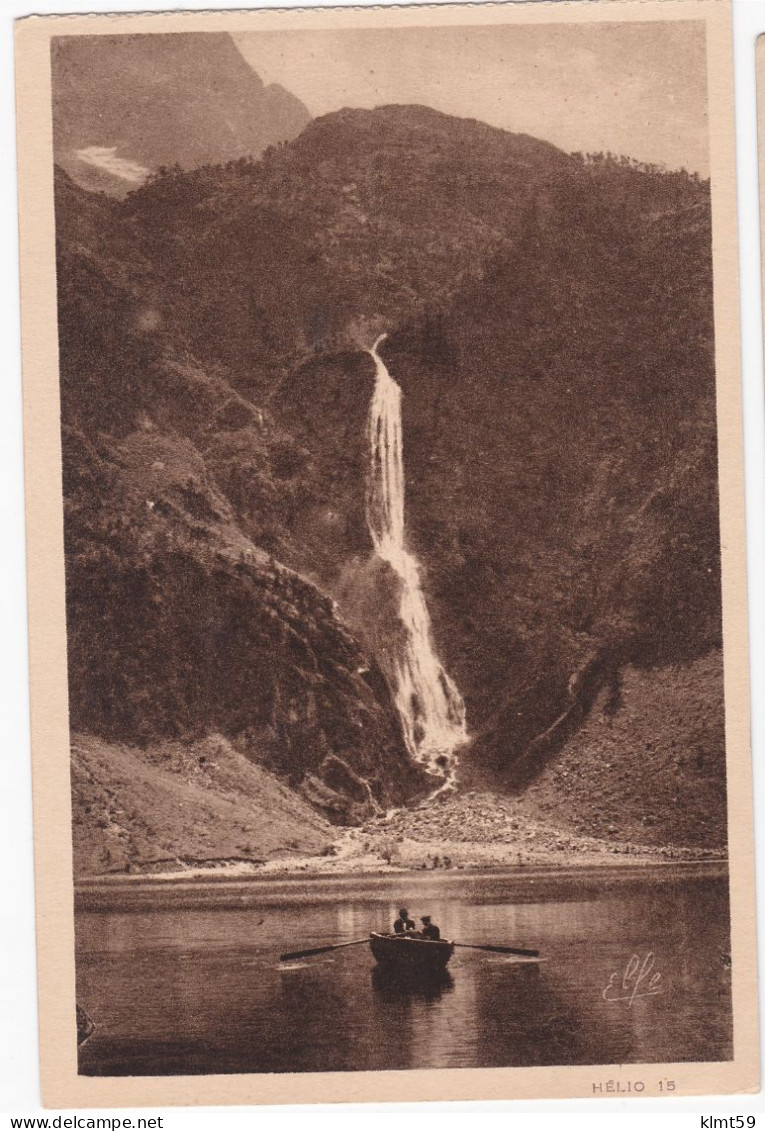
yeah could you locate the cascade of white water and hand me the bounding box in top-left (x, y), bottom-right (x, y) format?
top-left (366, 333), bottom-right (468, 782)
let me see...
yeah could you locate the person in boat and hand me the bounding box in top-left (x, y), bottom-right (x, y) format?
top-left (421, 915), bottom-right (441, 940)
top-left (393, 908), bottom-right (416, 934)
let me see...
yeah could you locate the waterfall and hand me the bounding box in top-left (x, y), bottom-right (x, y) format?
top-left (366, 333), bottom-right (468, 783)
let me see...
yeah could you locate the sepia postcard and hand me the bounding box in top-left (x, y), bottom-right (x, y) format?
top-left (15, 0), bottom-right (759, 1107)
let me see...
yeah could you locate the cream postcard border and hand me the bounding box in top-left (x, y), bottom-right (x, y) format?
top-left (15, 0), bottom-right (758, 1107)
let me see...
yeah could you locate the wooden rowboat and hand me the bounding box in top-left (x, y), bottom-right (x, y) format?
top-left (280, 934), bottom-right (536, 965)
top-left (369, 931), bottom-right (455, 971)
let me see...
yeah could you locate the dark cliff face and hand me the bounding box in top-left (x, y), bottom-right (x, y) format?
top-left (381, 186), bottom-right (720, 776)
top-left (54, 101), bottom-right (724, 817)
top-left (52, 32), bottom-right (311, 196)
top-left (271, 351), bottom-right (375, 581)
top-left (56, 213), bottom-right (434, 822)
top-left (61, 424), bottom-right (433, 824)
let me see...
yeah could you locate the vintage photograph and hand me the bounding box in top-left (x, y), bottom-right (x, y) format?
top-left (15, 0), bottom-right (758, 1106)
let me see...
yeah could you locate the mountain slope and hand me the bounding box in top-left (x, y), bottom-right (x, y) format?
top-left (52, 33), bottom-right (310, 195)
top-left (71, 733), bottom-right (334, 875)
top-left (113, 105), bottom-right (579, 385)
top-left (114, 106), bottom-right (705, 392)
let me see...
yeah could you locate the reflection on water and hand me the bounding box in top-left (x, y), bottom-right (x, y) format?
top-left (371, 964), bottom-right (454, 1003)
top-left (75, 866), bottom-right (731, 1076)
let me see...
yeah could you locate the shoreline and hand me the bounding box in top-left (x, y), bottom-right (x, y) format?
top-left (74, 856), bottom-right (730, 913)
top-left (75, 854), bottom-right (728, 889)
top-left (72, 784), bottom-right (728, 886)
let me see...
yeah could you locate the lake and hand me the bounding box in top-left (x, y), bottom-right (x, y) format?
top-left (75, 862), bottom-right (731, 1076)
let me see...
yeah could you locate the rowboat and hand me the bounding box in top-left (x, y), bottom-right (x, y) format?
top-left (280, 934), bottom-right (537, 966)
top-left (369, 931), bottom-right (455, 971)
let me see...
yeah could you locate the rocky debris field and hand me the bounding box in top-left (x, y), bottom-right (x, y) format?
top-left (280, 788), bottom-right (726, 875)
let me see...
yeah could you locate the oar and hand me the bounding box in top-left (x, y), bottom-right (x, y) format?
top-left (279, 937), bottom-right (369, 962)
top-left (454, 942), bottom-right (540, 958)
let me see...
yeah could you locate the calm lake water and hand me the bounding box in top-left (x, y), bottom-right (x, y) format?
top-left (75, 864), bottom-right (731, 1075)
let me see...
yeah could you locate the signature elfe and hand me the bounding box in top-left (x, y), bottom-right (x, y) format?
top-left (602, 953), bottom-right (664, 1005)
